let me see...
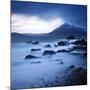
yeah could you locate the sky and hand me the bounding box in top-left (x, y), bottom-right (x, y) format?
top-left (11, 1), bottom-right (87, 34)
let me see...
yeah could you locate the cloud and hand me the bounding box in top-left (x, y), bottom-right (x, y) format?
top-left (11, 14), bottom-right (64, 34)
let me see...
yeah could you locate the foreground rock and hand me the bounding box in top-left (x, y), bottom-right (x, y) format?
top-left (66, 67), bottom-right (87, 85)
top-left (43, 50), bottom-right (56, 55)
top-left (31, 49), bottom-right (41, 52)
top-left (44, 44), bottom-right (51, 48)
top-left (25, 55), bottom-right (39, 59)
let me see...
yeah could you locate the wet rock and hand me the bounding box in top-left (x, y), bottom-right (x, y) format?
top-left (60, 61), bottom-right (64, 64)
top-left (67, 35), bottom-right (75, 39)
top-left (69, 65), bottom-right (75, 69)
top-left (66, 67), bottom-right (87, 85)
top-left (57, 49), bottom-right (67, 53)
top-left (72, 67), bottom-right (85, 74)
top-left (73, 39), bottom-right (87, 46)
top-left (84, 52), bottom-right (87, 57)
top-left (25, 55), bottom-right (38, 59)
top-left (32, 41), bottom-right (39, 44)
top-left (73, 46), bottom-right (87, 51)
top-left (43, 50), bottom-right (56, 55)
top-left (56, 59), bottom-right (62, 61)
top-left (31, 49), bottom-right (41, 52)
top-left (26, 40), bottom-right (32, 44)
top-left (58, 41), bottom-right (67, 46)
top-left (54, 44), bottom-right (58, 47)
top-left (44, 44), bottom-right (51, 48)
top-left (56, 59), bottom-right (64, 64)
top-left (67, 45), bottom-right (87, 53)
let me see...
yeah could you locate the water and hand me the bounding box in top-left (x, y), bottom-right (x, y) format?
top-left (11, 41), bottom-right (87, 89)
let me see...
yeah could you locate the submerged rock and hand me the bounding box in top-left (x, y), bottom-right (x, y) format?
top-left (43, 50), bottom-right (56, 55)
top-left (58, 41), bottom-right (67, 46)
top-left (26, 40), bottom-right (32, 44)
top-left (31, 61), bottom-right (41, 64)
top-left (44, 44), bottom-right (51, 48)
top-left (31, 49), bottom-right (41, 52)
top-left (25, 55), bottom-right (38, 59)
top-left (60, 61), bottom-right (64, 64)
top-left (56, 59), bottom-right (64, 64)
top-left (32, 41), bottom-right (39, 44)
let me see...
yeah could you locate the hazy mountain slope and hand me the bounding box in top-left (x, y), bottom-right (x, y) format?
top-left (48, 23), bottom-right (87, 39)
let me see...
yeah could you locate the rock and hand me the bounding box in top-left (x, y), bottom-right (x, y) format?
top-left (56, 59), bottom-right (62, 61)
top-left (73, 39), bottom-right (87, 46)
top-left (60, 61), bottom-right (64, 64)
top-left (69, 65), bottom-right (75, 69)
top-left (32, 41), bottom-right (39, 44)
top-left (44, 44), bottom-right (51, 48)
top-left (56, 59), bottom-right (64, 64)
top-left (25, 55), bottom-right (38, 59)
top-left (31, 61), bottom-right (41, 64)
top-left (84, 52), bottom-right (87, 57)
top-left (31, 49), bottom-right (41, 52)
top-left (54, 44), bottom-right (58, 47)
top-left (66, 67), bottom-right (87, 85)
top-left (57, 49), bottom-right (67, 53)
top-left (58, 41), bottom-right (67, 46)
top-left (67, 45), bottom-right (87, 53)
top-left (72, 67), bottom-right (85, 73)
top-left (67, 35), bottom-right (75, 39)
top-left (26, 40), bottom-right (32, 44)
top-left (43, 50), bottom-right (56, 55)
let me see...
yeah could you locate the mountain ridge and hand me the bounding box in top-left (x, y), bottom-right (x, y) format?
top-left (11, 23), bottom-right (87, 42)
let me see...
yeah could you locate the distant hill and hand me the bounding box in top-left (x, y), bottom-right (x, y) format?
top-left (11, 23), bottom-right (87, 42)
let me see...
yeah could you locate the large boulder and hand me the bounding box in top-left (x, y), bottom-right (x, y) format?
top-left (43, 50), bottom-right (56, 55)
top-left (25, 55), bottom-right (38, 59)
top-left (66, 67), bottom-right (87, 85)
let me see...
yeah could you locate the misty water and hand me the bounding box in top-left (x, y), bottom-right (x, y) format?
top-left (11, 40), bottom-right (87, 89)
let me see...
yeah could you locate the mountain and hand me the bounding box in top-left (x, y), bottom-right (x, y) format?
top-left (48, 23), bottom-right (87, 38)
top-left (11, 23), bottom-right (87, 42)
